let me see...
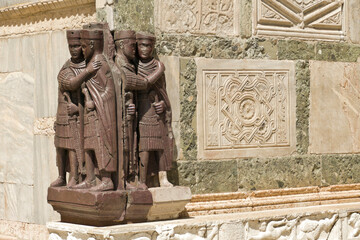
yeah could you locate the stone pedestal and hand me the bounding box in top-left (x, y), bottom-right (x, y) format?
top-left (47, 187), bottom-right (127, 226)
top-left (124, 189), bottom-right (153, 223)
top-left (48, 186), bottom-right (192, 226)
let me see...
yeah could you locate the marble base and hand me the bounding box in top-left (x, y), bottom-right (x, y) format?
top-left (47, 202), bottom-right (360, 240)
top-left (147, 186), bottom-right (191, 221)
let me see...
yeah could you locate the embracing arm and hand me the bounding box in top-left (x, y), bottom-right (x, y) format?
top-left (146, 60), bottom-right (165, 85)
top-left (60, 61), bottom-right (101, 91)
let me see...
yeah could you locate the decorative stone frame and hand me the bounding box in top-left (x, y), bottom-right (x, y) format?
top-left (196, 58), bottom-right (296, 160)
top-left (253, 0), bottom-right (346, 41)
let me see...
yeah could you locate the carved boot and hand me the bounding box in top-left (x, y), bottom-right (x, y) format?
top-left (50, 176), bottom-right (66, 187)
top-left (66, 176), bottom-right (78, 188)
top-left (71, 179), bottom-right (95, 189)
top-left (159, 171), bottom-right (173, 188)
top-left (125, 181), bottom-right (137, 191)
top-left (90, 177), bottom-right (114, 192)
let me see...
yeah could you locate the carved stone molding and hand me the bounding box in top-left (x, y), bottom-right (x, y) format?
top-left (253, 0), bottom-right (346, 41)
top-left (0, 0), bottom-right (95, 21)
top-left (154, 0), bottom-right (240, 36)
top-left (196, 59), bottom-right (296, 160)
top-left (0, 0), bottom-right (96, 36)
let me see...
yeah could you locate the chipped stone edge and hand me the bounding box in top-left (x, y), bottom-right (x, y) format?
top-left (33, 117), bottom-right (56, 136)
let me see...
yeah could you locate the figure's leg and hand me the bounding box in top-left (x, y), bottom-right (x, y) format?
top-left (90, 170), bottom-right (114, 191)
top-left (50, 148), bottom-right (67, 187)
top-left (71, 150), bottom-right (95, 189)
top-left (158, 151), bottom-right (173, 188)
top-left (66, 150), bottom-right (79, 187)
top-left (138, 151), bottom-right (149, 190)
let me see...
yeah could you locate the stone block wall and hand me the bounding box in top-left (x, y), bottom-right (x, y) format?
top-left (0, 0), bottom-right (96, 224)
top-left (104, 0), bottom-right (360, 194)
top-left (1, 0), bottom-right (360, 227)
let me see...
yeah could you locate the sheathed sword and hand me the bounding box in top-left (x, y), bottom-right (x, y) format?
top-left (124, 92), bottom-right (136, 178)
top-left (64, 92), bottom-right (84, 172)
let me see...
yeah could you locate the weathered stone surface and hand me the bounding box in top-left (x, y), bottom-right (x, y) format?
top-left (7, 37), bottom-right (22, 72)
top-left (33, 135), bottom-right (59, 224)
top-left (147, 187), bottom-right (191, 221)
top-left (219, 222), bottom-right (245, 239)
top-left (0, 1), bottom-right (96, 37)
top-left (315, 43), bottom-right (360, 62)
top-left (47, 203), bottom-right (360, 240)
top-left (34, 31), bottom-right (68, 118)
top-left (159, 56), bottom-right (180, 122)
top-left (296, 61), bottom-right (310, 155)
top-left (254, 0), bottom-right (345, 41)
top-left (97, 5), bottom-right (114, 30)
top-left (4, 183), bottom-right (34, 223)
top-left (0, 0), bottom-right (38, 8)
top-left (239, 0), bottom-right (252, 38)
top-left (0, 184), bottom-right (4, 220)
top-left (321, 155), bottom-right (360, 186)
top-left (180, 59), bottom-right (197, 160)
top-left (158, 56), bottom-right (180, 161)
top-left (196, 58), bottom-right (296, 160)
top-left (237, 156), bottom-right (321, 191)
top-left (259, 39), bottom-right (277, 60)
top-left (0, 72), bottom-right (34, 185)
top-left (156, 35), bottom-right (268, 59)
top-left (113, 0), bottom-right (155, 33)
top-left (0, 38), bottom-right (8, 73)
top-left (0, 220), bottom-right (48, 240)
top-left (176, 161), bottom-right (197, 189)
top-left (278, 40), bottom-right (315, 60)
top-left (155, 0), bottom-right (240, 36)
top-left (21, 34), bottom-right (36, 76)
top-left (309, 61), bottom-right (360, 154)
top-left (33, 117), bottom-right (56, 136)
top-left (347, 0), bottom-right (360, 44)
top-left (197, 160), bottom-right (238, 194)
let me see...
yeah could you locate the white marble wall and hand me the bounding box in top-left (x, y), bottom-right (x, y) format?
top-left (0, 31), bottom-right (69, 224)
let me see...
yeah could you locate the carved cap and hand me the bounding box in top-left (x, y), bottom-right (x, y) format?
top-left (80, 29), bottom-right (104, 40)
top-left (114, 30), bottom-right (136, 41)
top-left (67, 30), bottom-right (81, 39)
top-left (136, 32), bottom-right (156, 42)
top-left (83, 22), bottom-right (106, 30)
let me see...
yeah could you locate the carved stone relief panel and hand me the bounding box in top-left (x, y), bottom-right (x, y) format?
top-left (196, 59), bottom-right (296, 159)
top-left (247, 218), bottom-right (298, 240)
top-left (253, 0), bottom-right (346, 41)
top-left (154, 0), bottom-right (240, 36)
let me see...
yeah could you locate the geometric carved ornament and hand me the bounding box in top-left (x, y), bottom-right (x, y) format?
top-left (254, 0), bottom-right (345, 41)
top-left (205, 71), bottom-right (289, 148)
top-left (155, 0), bottom-right (239, 36)
top-left (197, 59), bottom-right (296, 159)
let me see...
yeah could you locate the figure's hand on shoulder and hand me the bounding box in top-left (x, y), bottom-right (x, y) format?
top-left (86, 60), bottom-right (102, 75)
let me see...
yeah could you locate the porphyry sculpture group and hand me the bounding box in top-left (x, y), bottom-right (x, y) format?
top-left (47, 23), bottom-right (191, 226)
